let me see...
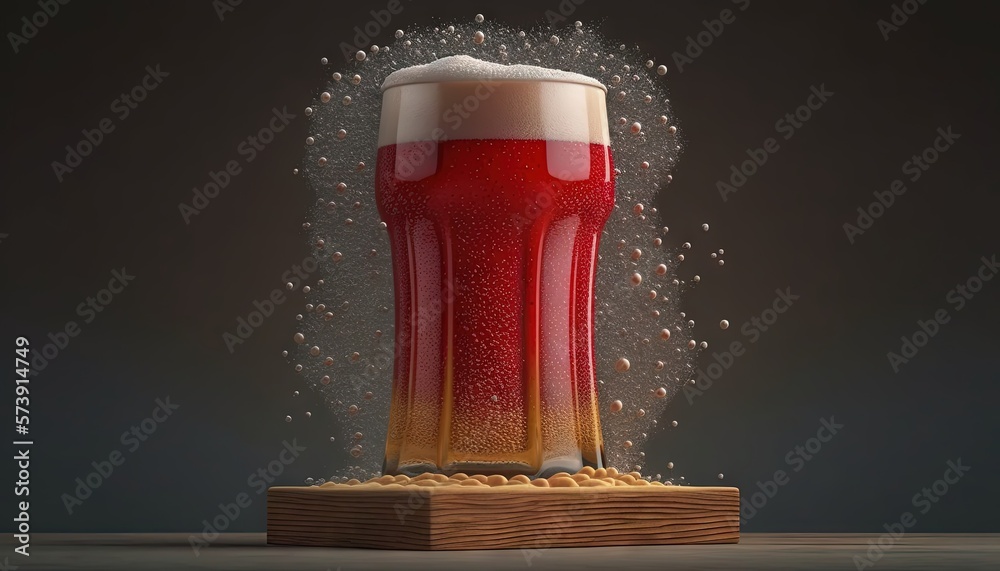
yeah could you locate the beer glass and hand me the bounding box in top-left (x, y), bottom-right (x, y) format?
top-left (375, 57), bottom-right (614, 477)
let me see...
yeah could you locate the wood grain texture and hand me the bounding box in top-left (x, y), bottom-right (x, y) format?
top-left (267, 485), bottom-right (740, 550)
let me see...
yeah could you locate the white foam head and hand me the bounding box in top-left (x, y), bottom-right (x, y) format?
top-left (378, 56), bottom-right (609, 146)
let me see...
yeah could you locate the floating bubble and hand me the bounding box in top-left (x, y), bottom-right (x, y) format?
top-left (660, 329), bottom-right (671, 341)
top-left (293, 333), bottom-right (305, 344)
top-left (320, 92), bottom-right (331, 103)
top-left (657, 65), bottom-right (667, 75)
top-left (655, 387), bottom-right (667, 398)
top-left (395, 29), bottom-right (404, 38)
top-left (615, 357), bottom-right (631, 372)
top-left (702, 223), bottom-right (710, 231)
top-left (475, 13), bottom-right (484, 23)
top-left (630, 121), bottom-right (642, 134)
top-left (671, 420), bottom-right (679, 427)
top-left (355, 50), bottom-right (366, 61)
top-left (285, 415), bottom-right (292, 422)
top-left (610, 400), bottom-right (623, 413)
top-left (667, 461), bottom-right (675, 470)
top-left (474, 31), bottom-right (485, 44)
top-left (332, 72), bottom-right (342, 82)
top-left (630, 272), bottom-right (642, 285)
top-left (720, 319), bottom-right (730, 330)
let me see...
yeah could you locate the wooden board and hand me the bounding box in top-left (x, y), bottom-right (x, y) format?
top-left (267, 472), bottom-right (739, 550)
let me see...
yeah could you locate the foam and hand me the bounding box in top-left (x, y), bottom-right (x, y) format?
top-left (378, 56), bottom-right (610, 146)
top-left (317, 467), bottom-right (674, 489)
top-left (381, 55), bottom-right (606, 91)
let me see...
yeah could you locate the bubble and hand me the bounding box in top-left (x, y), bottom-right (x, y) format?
top-left (336, 182), bottom-right (348, 192)
top-left (370, 45), bottom-right (379, 54)
top-left (329, 436), bottom-right (336, 442)
top-left (348, 404), bottom-right (359, 414)
top-left (623, 440), bottom-right (633, 449)
top-left (692, 275), bottom-right (701, 283)
top-left (653, 238), bottom-right (662, 247)
top-left (317, 157), bottom-right (327, 166)
top-left (323, 357), bottom-right (334, 366)
top-left (321, 375), bottom-right (330, 385)
top-left (615, 357), bottom-right (631, 372)
top-left (655, 387), bottom-right (667, 398)
top-left (281, 350), bottom-right (288, 358)
top-left (657, 65), bottom-right (667, 75)
top-left (475, 13), bottom-right (484, 23)
top-left (332, 72), bottom-right (342, 82)
top-left (718, 260), bottom-right (725, 266)
top-left (474, 31), bottom-right (485, 44)
top-left (304, 107), bottom-right (313, 116)
top-left (309, 346), bottom-right (320, 356)
top-left (350, 446), bottom-right (362, 457)
top-left (700, 341), bottom-right (708, 349)
top-left (718, 473), bottom-right (725, 480)
top-left (337, 129), bottom-right (347, 139)
top-left (630, 248), bottom-right (642, 260)
top-left (305, 136), bottom-right (315, 145)
top-left (302, 286), bottom-right (311, 294)
top-left (285, 282), bottom-right (294, 290)
top-left (659, 329), bottom-right (671, 341)
top-left (633, 203), bottom-right (644, 214)
top-left (645, 59), bottom-right (654, 68)
top-left (630, 272), bottom-right (642, 286)
top-left (630, 121), bottom-right (642, 134)
top-left (711, 253), bottom-right (718, 259)
top-left (350, 351), bottom-right (361, 361)
top-left (637, 408), bottom-right (646, 417)
top-left (332, 252), bottom-right (343, 262)
top-left (667, 461), bottom-right (675, 470)
top-left (342, 96), bottom-right (352, 105)
top-left (550, 35), bottom-right (560, 45)
top-left (364, 391), bottom-right (374, 400)
top-left (294, 364), bottom-right (302, 372)
top-left (610, 400), bottom-right (623, 413)
top-left (668, 125), bottom-right (677, 134)
top-left (320, 57), bottom-right (328, 65)
top-left (305, 411), bottom-right (312, 418)
top-left (292, 391), bottom-right (299, 397)
top-left (320, 92), bottom-right (331, 103)
top-left (648, 290), bottom-right (657, 300)
top-left (285, 415), bottom-right (292, 423)
top-left (355, 50), bottom-right (366, 61)
top-left (720, 320), bottom-right (730, 330)
top-left (351, 74), bottom-right (361, 85)
top-left (671, 420), bottom-right (679, 427)
top-left (677, 254), bottom-right (685, 262)
top-left (655, 264), bottom-right (667, 275)
top-left (702, 223), bottom-right (710, 231)
top-left (395, 29), bottom-right (404, 38)
top-left (655, 360), bottom-right (665, 370)
top-left (293, 333), bottom-right (305, 344)
top-left (292, 168), bottom-right (299, 175)
top-left (682, 242), bottom-right (691, 249)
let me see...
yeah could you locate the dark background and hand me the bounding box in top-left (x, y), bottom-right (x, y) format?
top-left (1, 0), bottom-right (997, 534)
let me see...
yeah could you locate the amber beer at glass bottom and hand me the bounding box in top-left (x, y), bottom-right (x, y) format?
top-left (375, 56), bottom-right (614, 477)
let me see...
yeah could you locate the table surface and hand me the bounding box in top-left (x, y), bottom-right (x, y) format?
top-left (4, 533), bottom-right (998, 570)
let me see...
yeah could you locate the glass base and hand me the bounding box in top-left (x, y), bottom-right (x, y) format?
top-left (384, 455), bottom-right (602, 479)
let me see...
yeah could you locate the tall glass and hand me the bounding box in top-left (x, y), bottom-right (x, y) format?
top-left (375, 59), bottom-right (614, 477)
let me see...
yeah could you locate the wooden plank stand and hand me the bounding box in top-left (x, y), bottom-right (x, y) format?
top-left (267, 468), bottom-right (740, 550)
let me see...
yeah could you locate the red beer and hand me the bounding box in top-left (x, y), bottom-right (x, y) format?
top-left (375, 57), bottom-right (613, 477)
